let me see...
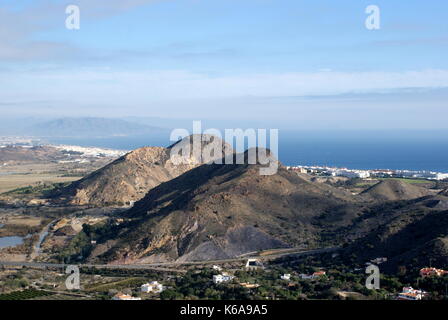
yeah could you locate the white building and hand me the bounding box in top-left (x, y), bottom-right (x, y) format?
top-left (280, 274), bottom-right (291, 280)
top-left (213, 274), bottom-right (234, 284)
top-left (332, 169), bottom-right (370, 179)
top-left (435, 173), bottom-right (448, 180)
top-left (245, 258), bottom-right (264, 270)
top-left (212, 265), bottom-right (222, 271)
top-left (53, 145), bottom-right (127, 158)
top-left (141, 281), bottom-right (164, 293)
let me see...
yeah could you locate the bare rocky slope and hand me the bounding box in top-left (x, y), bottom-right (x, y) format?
top-left (85, 150), bottom-right (364, 264)
top-left (341, 194), bottom-right (448, 272)
top-left (361, 179), bottom-right (435, 201)
top-left (57, 135), bottom-right (232, 206)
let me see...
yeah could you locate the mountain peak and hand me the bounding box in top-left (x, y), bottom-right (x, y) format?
top-left (57, 135), bottom-right (232, 206)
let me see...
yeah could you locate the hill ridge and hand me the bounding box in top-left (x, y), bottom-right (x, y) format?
top-left (85, 153), bottom-right (361, 264)
top-left (361, 179), bottom-right (433, 201)
top-left (57, 134), bottom-right (232, 206)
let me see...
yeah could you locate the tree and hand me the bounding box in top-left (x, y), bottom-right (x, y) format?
top-left (160, 289), bottom-right (183, 300)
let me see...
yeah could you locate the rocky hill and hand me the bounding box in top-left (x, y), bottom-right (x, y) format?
top-left (341, 194), bottom-right (448, 272)
top-left (57, 135), bottom-right (233, 206)
top-left (85, 149), bottom-right (363, 264)
top-left (361, 179), bottom-right (434, 201)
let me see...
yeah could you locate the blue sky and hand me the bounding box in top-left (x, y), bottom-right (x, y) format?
top-left (1, 0), bottom-right (447, 129)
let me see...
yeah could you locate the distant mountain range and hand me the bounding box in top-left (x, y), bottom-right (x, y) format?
top-left (27, 117), bottom-right (168, 138)
top-left (0, 116), bottom-right (170, 138)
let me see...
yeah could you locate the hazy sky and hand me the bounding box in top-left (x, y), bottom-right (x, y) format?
top-left (1, 0), bottom-right (447, 129)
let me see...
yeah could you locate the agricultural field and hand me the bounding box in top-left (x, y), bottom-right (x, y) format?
top-left (0, 157), bottom-right (114, 194)
top-left (0, 289), bottom-right (53, 300)
top-left (0, 174), bottom-right (82, 195)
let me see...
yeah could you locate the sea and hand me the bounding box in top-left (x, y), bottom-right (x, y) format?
top-left (47, 130), bottom-right (448, 173)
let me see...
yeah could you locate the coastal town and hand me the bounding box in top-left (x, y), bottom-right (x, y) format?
top-left (286, 165), bottom-right (448, 181)
top-left (0, 137), bottom-right (127, 161)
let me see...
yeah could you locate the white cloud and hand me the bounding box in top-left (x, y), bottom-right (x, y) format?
top-left (2, 67), bottom-right (448, 129)
top-left (2, 68), bottom-right (448, 120)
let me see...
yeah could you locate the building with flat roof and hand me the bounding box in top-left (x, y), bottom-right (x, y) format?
top-left (213, 274), bottom-right (234, 284)
top-left (141, 281), bottom-right (164, 293)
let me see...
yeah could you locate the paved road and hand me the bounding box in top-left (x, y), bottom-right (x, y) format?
top-left (0, 261), bottom-right (186, 273)
top-left (0, 247), bottom-right (339, 271)
top-left (145, 247), bottom-right (339, 267)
